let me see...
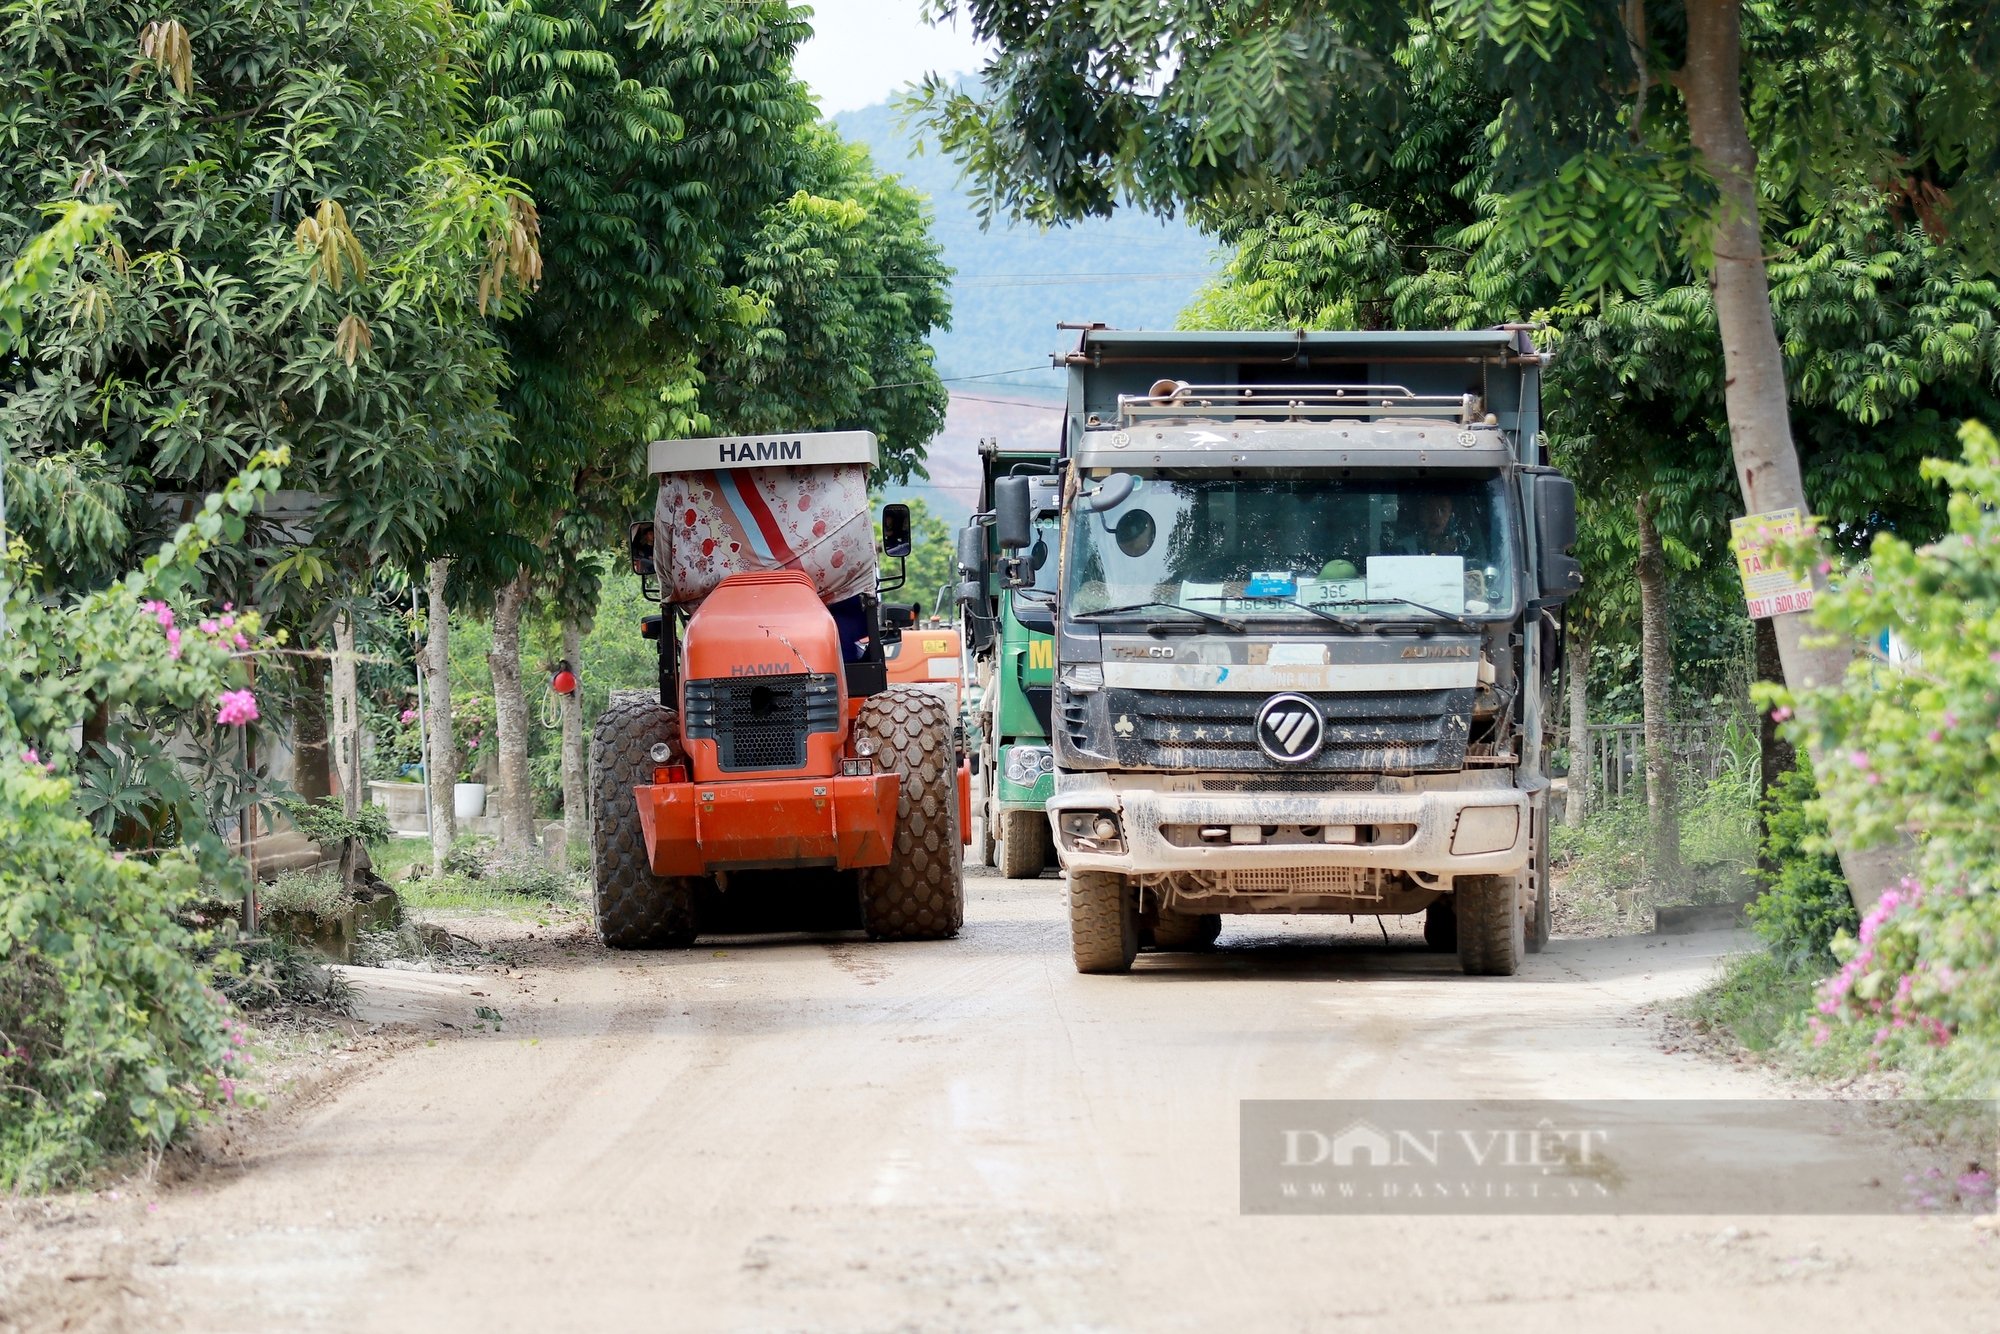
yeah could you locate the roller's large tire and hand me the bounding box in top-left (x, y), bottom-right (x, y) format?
top-left (1150, 908), bottom-right (1221, 951)
top-left (1525, 803), bottom-right (1553, 954)
top-left (1455, 873), bottom-right (1525, 977)
top-left (590, 695), bottom-right (698, 949)
top-left (999, 809), bottom-right (1047, 879)
top-left (1070, 870), bottom-right (1137, 973)
top-left (855, 688), bottom-right (964, 940)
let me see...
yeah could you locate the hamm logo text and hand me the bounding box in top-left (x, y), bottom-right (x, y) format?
top-left (718, 438), bottom-right (803, 463)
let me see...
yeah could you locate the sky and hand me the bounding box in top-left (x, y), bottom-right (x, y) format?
top-left (793, 0), bottom-right (992, 115)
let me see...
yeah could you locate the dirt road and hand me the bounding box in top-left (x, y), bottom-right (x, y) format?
top-left (7, 869), bottom-right (1996, 1332)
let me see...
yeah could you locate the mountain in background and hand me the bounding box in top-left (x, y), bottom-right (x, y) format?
top-left (830, 96), bottom-right (1219, 399)
top-left (832, 93), bottom-right (1218, 544)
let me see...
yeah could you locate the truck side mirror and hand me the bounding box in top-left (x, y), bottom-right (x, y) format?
top-left (627, 521), bottom-right (656, 576)
top-left (994, 477), bottom-right (1032, 551)
top-left (1085, 472), bottom-right (1135, 513)
top-left (956, 524), bottom-right (986, 579)
top-left (1535, 475), bottom-right (1583, 600)
top-left (881, 502), bottom-right (912, 558)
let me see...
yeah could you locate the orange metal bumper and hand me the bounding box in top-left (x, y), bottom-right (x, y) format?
top-left (635, 774), bottom-right (901, 877)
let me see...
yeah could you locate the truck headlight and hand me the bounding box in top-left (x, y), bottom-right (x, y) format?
top-left (1058, 809), bottom-right (1123, 854)
top-left (1003, 744), bottom-right (1054, 788)
top-left (1450, 805), bottom-right (1520, 855)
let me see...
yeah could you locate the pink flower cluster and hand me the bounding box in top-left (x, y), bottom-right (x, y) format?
top-left (216, 689), bottom-right (259, 726)
top-left (1813, 877), bottom-right (1955, 1050)
top-left (142, 599), bottom-right (183, 659)
top-left (141, 600), bottom-right (250, 659)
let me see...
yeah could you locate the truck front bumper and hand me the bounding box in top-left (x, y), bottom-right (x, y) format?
top-left (637, 774), bottom-right (901, 876)
top-left (1046, 778), bottom-right (1530, 880)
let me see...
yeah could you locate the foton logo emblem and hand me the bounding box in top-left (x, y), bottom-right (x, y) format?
top-left (1400, 645), bottom-right (1472, 659)
top-left (731, 662), bottom-right (795, 676)
top-left (718, 438), bottom-right (803, 463)
top-left (1256, 693), bottom-right (1325, 764)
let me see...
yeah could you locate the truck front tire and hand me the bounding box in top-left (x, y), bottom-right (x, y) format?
top-left (999, 809), bottom-right (1047, 879)
top-left (855, 688), bottom-right (965, 941)
top-left (1455, 873), bottom-right (1525, 976)
top-left (590, 695), bottom-right (699, 949)
top-left (1070, 870), bottom-right (1137, 973)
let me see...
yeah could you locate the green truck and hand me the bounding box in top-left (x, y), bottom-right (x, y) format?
top-left (959, 437), bottom-right (1062, 878)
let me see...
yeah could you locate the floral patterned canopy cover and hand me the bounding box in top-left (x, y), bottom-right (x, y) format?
top-left (655, 464), bottom-right (876, 606)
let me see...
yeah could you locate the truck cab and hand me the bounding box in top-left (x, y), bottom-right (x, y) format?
top-left (997, 329), bottom-right (1580, 974)
top-left (959, 442), bottom-right (1062, 876)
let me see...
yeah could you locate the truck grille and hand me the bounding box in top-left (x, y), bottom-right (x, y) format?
top-left (683, 673), bottom-right (839, 772)
top-left (1083, 687), bottom-right (1472, 773)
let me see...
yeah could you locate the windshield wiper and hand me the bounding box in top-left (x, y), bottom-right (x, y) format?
top-left (1184, 597), bottom-right (1363, 635)
top-left (1073, 601), bottom-right (1247, 633)
top-left (1368, 598), bottom-right (1482, 634)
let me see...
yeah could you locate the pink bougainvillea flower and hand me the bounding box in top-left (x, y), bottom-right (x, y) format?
top-left (166, 627), bottom-right (182, 660)
top-left (233, 633), bottom-right (248, 649)
top-left (1849, 750), bottom-right (1871, 769)
top-left (401, 709), bottom-right (417, 724)
top-left (223, 602), bottom-right (234, 611)
top-left (1771, 706), bottom-right (1792, 722)
top-left (199, 619), bottom-right (219, 634)
top-left (216, 690), bottom-right (259, 726)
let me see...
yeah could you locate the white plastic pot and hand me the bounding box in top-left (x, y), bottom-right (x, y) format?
top-left (454, 783), bottom-right (487, 820)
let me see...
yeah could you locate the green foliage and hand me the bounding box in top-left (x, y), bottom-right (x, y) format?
top-left (450, 691), bottom-right (498, 782)
top-left (3, 437), bottom-right (288, 1186)
top-left (704, 129), bottom-right (952, 481)
top-left (1555, 753), bottom-right (1760, 928)
top-left (0, 779), bottom-right (240, 1190)
top-left (1773, 419), bottom-right (2000, 1069)
top-left (1748, 759), bottom-right (1857, 972)
top-left (1679, 951), bottom-right (1828, 1056)
top-left (260, 869), bottom-right (353, 924)
top-left (0, 1), bottom-right (532, 604)
top-left (455, 2), bottom-right (949, 638)
top-left (281, 796), bottom-right (392, 849)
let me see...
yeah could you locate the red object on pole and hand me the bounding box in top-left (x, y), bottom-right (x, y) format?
top-left (551, 666), bottom-right (577, 695)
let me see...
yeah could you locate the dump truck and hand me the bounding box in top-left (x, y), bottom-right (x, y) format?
top-left (957, 438), bottom-right (1062, 877)
top-left (991, 328), bottom-right (1581, 975)
top-left (590, 430), bottom-right (969, 948)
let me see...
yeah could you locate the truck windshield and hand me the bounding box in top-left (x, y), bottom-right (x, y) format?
top-left (1065, 471), bottom-right (1515, 622)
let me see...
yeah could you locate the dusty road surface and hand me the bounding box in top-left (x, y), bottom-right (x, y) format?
top-left (5, 868), bottom-right (1996, 1333)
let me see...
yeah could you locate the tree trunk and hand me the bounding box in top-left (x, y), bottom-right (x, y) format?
top-left (1753, 615), bottom-right (1796, 878)
top-left (1680, 0), bottom-right (1902, 911)
top-left (1634, 493), bottom-right (1679, 881)
top-left (1566, 622), bottom-right (1592, 827)
top-left (292, 650), bottom-right (331, 802)
top-left (424, 558), bottom-right (456, 873)
top-left (488, 573), bottom-right (534, 854)
top-left (560, 617), bottom-right (588, 854)
top-left (332, 612), bottom-right (360, 818)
